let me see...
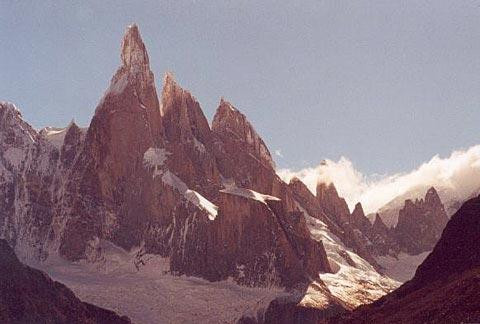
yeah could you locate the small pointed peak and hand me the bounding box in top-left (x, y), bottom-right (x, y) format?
top-left (425, 186), bottom-right (442, 205)
top-left (290, 176), bottom-right (302, 184)
top-left (217, 97), bottom-right (237, 113)
top-left (353, 202), bottom-right (364, 215)
top-left (67, 118), bottom-right (77, 128)
top-left (0, 101), bottom-right (22, 117)
top-left (316, 181), bottom-right (339, 198)
top-left (373, 213), bottom-right (388, 229)
top-left (163, 71), bottom-right (177, 86)
top-left (120, 23), bottom-right (149, 69)
top-left (65, 119), bottom-right (80, 133)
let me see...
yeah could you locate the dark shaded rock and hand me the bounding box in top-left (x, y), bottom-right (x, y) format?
top-left (238, 288), bottom-right (346, 324)
top-left (337, 195), bottom-right (480, 323)
top-left (0, 239), bottom-right (131, 324)
top-left (394, 187), bottom-right (449, 254)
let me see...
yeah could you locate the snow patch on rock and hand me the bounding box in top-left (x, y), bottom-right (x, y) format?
top-left (301, 206), bottom-right (399, 308)
top-left (41, 127), bottom-right (68, 149)
top-left (220, 186), bottom-right (281, 205)
top-left (143, 147), bottom-right (170, 177)
top-left (162, 171), bottom-right (218, 220)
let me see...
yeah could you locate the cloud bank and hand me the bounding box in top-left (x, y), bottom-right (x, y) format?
top-left (277, 145), bottom-right (480, 214)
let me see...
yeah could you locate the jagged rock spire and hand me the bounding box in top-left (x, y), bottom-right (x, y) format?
top-left (316, 182), bottom-right (351, 224)
top-left (425, 186), bottom-right (442, 206)
top-left (121, 24), bottom-right (150, 71)
top-left (160, 72), bottom-right (211, 144)
top-left (212, 98), bottom-right (275, 169)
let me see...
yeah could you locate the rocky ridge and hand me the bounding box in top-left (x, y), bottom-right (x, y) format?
top-left (0, 25), bottom-right (401, 321)
top-left (338, 195), bottom-right (480, 323)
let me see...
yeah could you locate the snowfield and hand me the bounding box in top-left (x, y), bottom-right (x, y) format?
top-left (21, 201), bottom-right (402, 323)
top-left (376, 251), bottom-right (430, 282)
top-left (31, 243), bottom-right (286, 324)
top-left (303, 211), bottom-right (399, 309)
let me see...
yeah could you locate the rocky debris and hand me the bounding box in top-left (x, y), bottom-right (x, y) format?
top-left (0, 239), bottom-right (131, 324)
top-left (337, 195), bottom-right (480, 323)
top-left (394, 187), bottom-right (449, 255)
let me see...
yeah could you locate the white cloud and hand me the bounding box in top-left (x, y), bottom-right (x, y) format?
top-left (277, 145), bottom-right (480, 214)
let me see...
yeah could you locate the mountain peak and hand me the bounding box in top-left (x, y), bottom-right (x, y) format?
top-left (212, 99), bottom-right (275, 169)
top-left (425, 186), bottom-right (441, 205)
top-left (120, 23), bottom-right (150, 70)
top-left (353, 202), bottom-right (364, 216)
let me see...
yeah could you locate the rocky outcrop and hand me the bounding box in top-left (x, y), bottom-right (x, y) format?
top-left (288, 179), bottom-right (381, 271)
top-left (367, 214), bottom-right (399, 256)
top-left (160, 73), bottom-right (221, 197)
top-left (337, 195), bottom-right (480, 323)
top-left (316, 183), bottom-right (351, 225)
top-left (0, 102), bottom-right (59, 261)
top-left (239, 288), bottom-right (346, 324)
top-left (0, 239), bottom-right (130, 324)
top-left (213, 98), bottom-right (274, 170)
top-left (394, 187), bottom-right (449, 255)
top-left (349, 203), bottom-right (371, 234)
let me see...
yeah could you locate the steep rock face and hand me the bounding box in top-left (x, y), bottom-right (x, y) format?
top-left (338, 195), bottom-right (480, 323)
top-left (160, 73), bottom-right (221, 197)
top-left (349, 203), bottom-right (371, 234)
top-left (0, 239), bottom-right (130, 324)
top-left (59, 122), bottom-right (85, 168)
top-left (288, 178), bottom-right (381, 272)
top-left (367, 214), bottom-right (399, 256)
top-left (316, 183), bottom-right (350, 224)
top-left (213, 98), bottom-right (274, 169)
top-left (168, 188), bottom-right (331, 288)
top-left (212, 99), bottom-right (282, 197)
top-left (394, 187), bottom-right (449, 255)
top-left (0, 102), bottom-right (59, 261)
top-left (59, 24), bottom-right (165, 259)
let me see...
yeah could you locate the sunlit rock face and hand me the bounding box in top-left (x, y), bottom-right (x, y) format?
top-left (0, 25), bottom-right (333, 290)
top-left (58, 24), bottom-right (165, 259)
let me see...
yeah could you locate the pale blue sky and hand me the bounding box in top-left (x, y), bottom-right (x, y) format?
top-left (1, 1), bottom-right (480, 174)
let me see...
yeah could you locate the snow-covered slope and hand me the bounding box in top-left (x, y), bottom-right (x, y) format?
top-left (302, 212), bottom-right (399, 309)
top-left (376, 252), bottom-right (430, 282)
top-left (32, 242), bottom-right (285, 324)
